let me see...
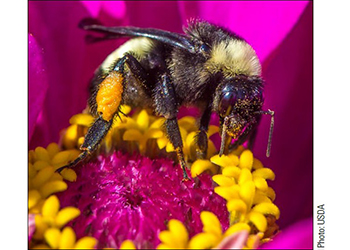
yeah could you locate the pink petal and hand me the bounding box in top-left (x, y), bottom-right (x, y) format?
top-left (254, 3), bottom-right (313, 228)
top-left (216, 230), bottom-right (250, 249)
top-left (28, 214), bottom-right (36, 242)
top-left (29, 1), bottom-right (99, 147)
top-left (177, 1), bottom-right (309, 62)
top-left (124, 1), bottom-right (183, 31)
top-left (81, 1), bottom-right (126, 19)
top-left (260, 217), bottom-right (313, 249)
top-left (28, 34), bottom-right (48, 143)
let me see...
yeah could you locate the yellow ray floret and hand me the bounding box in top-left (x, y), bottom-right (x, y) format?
top-left (61, 109), bottom-right (221, 164)
top-left (252, 203), bottom-right (280, 220)
top-left (222, 166), bottom-right (241, 179)
top-left (188, 233), bottom-right (218, 249)
top-left (44, 226), bottom-right (97, 249)
top-left (210, 149), bottom-right (280, 245)
top-left (59, 227), bottom-right (76, 249)
top-left (120, 240), bottom-right (136, 249)
top-left (212, 174), bottom-right (236, 187)
top-left (214, 185), bottom-right (240, 200)
top-left (201, 211), bottom-right (222, 238)
top-left (224, 223), bottom-right (250, 237)
top-left (239, 149), bottom-right (254, 170)
top-left (157, 219), bottom-right (188, 249)
top-left (29, 194), bottom-right (90, 249)
top-left (29, 142), bottom-right (80, 217)
top-left (29, 190), bottom-right (42, 209)
top-left (157, 211), bottom-right (252, 249)
top-left (191, 160), bottom-right (217, 178)
top-left (210, 154), bottom-right (239, 167)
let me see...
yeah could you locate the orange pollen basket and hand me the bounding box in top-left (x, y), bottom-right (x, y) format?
top-left (96, 71), bottom-right (124, 121)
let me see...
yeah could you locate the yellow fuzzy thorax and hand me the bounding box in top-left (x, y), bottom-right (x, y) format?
top-left (205, 40), bottom-right (261, 78)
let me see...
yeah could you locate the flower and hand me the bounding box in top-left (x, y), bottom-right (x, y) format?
top-left (189, 148), bottom-right (280, 249)
top-left (210, 149), bottom-right (280, 237)
top-left (29, 96), bottom-right (288, 249)
top-left (157, 211), bottom-right (253, 249)
top-left (260, 218), bottom-right (313, 249)
top-left (56, 152), bottom-right (229, 249)
top-left (41, 226), bottom-right (97, 249)
top-left (157, 212), bottom-right (234, 249)
top-left (29, 1), bottom-right (313, 249)
top-left (28, 194), bottom-right (97, 249)
top-left (29, 214), bottom-right (36, 242)
top-left (29, 102), bottom-right (283, 249)
top-left (55, 110), bottom-right (230, 249)
top-left (63, 108), bottom-right (219, 164)
top-left (28, 34), bottom-right (48, 142)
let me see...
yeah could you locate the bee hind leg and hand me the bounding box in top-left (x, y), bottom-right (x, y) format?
top-left (56, 54), bottom-right (151, 173)
top-left (56, 116), bottom-right (114, 173)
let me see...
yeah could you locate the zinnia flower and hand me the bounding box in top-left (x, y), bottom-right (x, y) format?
top-left (29, 1), bottom-right (313, 249)
top-left (29, 107), bottom-right (281, 249)
top-left (56, 152), bottom-right (229, 249)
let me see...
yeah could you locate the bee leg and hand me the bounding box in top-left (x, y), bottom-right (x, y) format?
top-left (165, 119), bottom-right (189, 180)
top-left (154, 74), bottom-right (189, 180)
top-left (57, 56), bottom-right (134, 173)
top-left (56, 116), bottom-right (114, 173)
top-left (196, 105), bottom-right (212, 159)
top-left (59, 53), bottom-right (154, 174)
top-left (121, 53), bottom-right (150, 91)
top-left (89, 53), bottom-right (150, 116)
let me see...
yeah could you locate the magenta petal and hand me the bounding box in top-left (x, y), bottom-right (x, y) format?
top-left (28, 1), bottom-right (308, 145)
top-left (28, 34), bottom-right (48, 142)
top-left (216, 230), bottom-right (249, 249)
top-left (254, 3), bottom-right (313, 228)
top-left (81, 1), bottom-right (126, 19)
top-left (29, 1), bottom-right (96, 147)
top-left (28, 214), bottom-right (36, 242)
top-left (80, 1), bottom-right (103, 17)
top-left (124, 1), bottom-right (183, 31)
top-left (177, 1), bottom-right (309, 62)
top-left (260, 217), bottom-right (313, 249)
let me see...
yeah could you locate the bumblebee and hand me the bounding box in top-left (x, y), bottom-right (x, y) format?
top-left (57, 19), bottom-right (274, 180)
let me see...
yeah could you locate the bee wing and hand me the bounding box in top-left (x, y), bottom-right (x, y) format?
top-left (79, 18), bottom-right (195, 53)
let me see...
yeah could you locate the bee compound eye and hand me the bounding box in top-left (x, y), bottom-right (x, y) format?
top-left (199, 43), bottom-right (210, 53)
top-left (219, 91), bottom-right (237, 116)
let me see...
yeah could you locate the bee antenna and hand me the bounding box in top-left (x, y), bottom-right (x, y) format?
top-left (260, 109), bottom-right (275, 157)
top-left (219, 126), bottom-right (227, 157)
top-left (254, 109), bottom-right (274, 157)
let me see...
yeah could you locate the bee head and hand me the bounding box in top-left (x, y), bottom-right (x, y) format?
top-left (216, 75), bottom-right (264, 127)
top-left (213, 75), bottom-right (266, 154)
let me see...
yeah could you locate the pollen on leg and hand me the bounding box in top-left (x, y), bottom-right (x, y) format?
top-left (96, 71), bottom-right (124, 121)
